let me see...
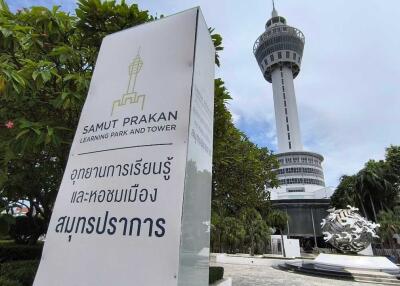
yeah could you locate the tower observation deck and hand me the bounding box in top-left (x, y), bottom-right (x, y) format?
top-left (253, 4), bottom-right (330, 200)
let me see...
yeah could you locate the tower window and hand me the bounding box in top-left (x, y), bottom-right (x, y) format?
top-left (286, 51), bottom-right (290, 58)
top-left (264, 59), bottom-right (268, 65)
top-left (283, 93), bottom-right (286, 99)
top-left (278, 52), bottom-right (282, 59)
top-left (286, 124), bottom-right (289, 131)
top-left (270, 54), bottom-right (274, 61)
top-left (284, 100), bottom-right (287, 107)
top-left (282, 86), bottom-right (285, 92)
top-left (289, 142), bottom-right (292, 149)
top-left (293, 53), bottom-right (297, 60)
top-left (286, 116), bottom-right (288, 123)
top-left (285, 108), bottom-right (287, 115)
top-left (288, 133), bottom-right (291, 140)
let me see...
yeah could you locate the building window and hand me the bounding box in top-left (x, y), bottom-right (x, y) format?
top-left (285, 108), bottom-right (287, 115)
top-left (286, 124), bottom-right (289, 131)
top-left (288, 133), bottom-right (291, 140)
top-left (289, 142), bottom-right (292, 149)
top-left (264, 59), bottom-right (268, 65)
top-left (270, 54), bottom-right (274, 61)
top-left (286, 51), bottom-right (290, 58)
top-left (283, 93), bottom-right (286, 99)
top-left (281, 79), bottom-right (284, 84)
top-left (278, 52), bottom-right (282, 59)
top-left (293, 53), bottom-right (296, 60)
top-left (286, 116), bottom-right (288, 123)
top-left (280, 66), bottom-right (282, 71)
top-left (282, 86), bottom-right (285, 92)
top-left (284, 100), bottom-right (287, 107)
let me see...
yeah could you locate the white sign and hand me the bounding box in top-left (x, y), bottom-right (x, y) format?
top-left (33, 7), bottom-right (214, 286)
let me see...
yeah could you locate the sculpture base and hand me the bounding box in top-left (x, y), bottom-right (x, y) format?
top-left (314, 253), bottom-right (399, 274)
top-left (279, 254), bottom-right (400, 285)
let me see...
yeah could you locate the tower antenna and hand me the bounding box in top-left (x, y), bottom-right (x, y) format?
top-left (271, 0), bottom-right (278, 17)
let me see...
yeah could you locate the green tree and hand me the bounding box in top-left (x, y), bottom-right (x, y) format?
top-left (386, 145), bottom-right (400, 176)
top-left (0, 0), bottom-right (153, 242)
top-left (330, 175), bottom-right (358, 209)
top-left (386, 145), bottom-right (400, 201)
top-left (220, 217), bottom-right (245, 254)
top-left (267, 209), bottom-right (289, 257)
top-left (377, 207), bottom-right (400, 261)
top-left (240, 208), bottom-right (270, 255)
top-left (210, 78), bottom-right (278, 253)
top-left (211, 80), bottom-right (278, 218)
top-left (331, 146), bottom-right (400, 221)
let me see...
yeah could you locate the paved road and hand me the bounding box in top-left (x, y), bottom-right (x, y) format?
top-left (213, 261), bottom-right (372, 286)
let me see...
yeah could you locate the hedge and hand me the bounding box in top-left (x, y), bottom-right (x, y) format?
top-left (0, 260), bottom-right (39, 286)
top-left (0, 277), bottom-right (24, 286)
top-left (0, 256), bottom-right (223, 286)
top-left (0, 243), bottom-right (43, 262)
top-left (209, 266), bottom-right (224, 284)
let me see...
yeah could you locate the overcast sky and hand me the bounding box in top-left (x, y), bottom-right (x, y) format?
top-left (9, 0), bottom-right (400, 188)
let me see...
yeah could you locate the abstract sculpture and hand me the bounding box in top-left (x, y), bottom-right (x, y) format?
top-left (321, 206), bottom-right (380, 253)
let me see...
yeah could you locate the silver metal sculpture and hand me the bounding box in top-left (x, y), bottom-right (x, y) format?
top-left (321, 206), bottom-right (380, 253)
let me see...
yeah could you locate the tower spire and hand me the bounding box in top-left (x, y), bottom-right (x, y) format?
top-left (272, 0), bottom-right (278, 17)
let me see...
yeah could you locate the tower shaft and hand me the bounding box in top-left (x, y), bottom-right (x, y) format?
top-left (271, 66), bottom-right (302, 152)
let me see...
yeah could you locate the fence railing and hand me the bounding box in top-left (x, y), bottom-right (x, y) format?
top-left (373, 248), bottom-right (400, 257)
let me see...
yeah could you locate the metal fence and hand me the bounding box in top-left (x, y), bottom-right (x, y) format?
top-left (372, 248), bottom-right (400, 257)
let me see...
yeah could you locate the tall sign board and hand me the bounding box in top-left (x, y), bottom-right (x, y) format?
top-left (33, 7), bottom-right (215, 286)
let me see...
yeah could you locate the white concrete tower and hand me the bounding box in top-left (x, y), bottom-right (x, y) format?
top-left (253, 3), bottom-right (330, 200)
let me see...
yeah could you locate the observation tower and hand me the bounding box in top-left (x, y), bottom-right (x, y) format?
top-left (253, 3), bottom-right (330, 201)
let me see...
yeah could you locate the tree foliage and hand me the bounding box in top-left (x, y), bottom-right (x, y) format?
top-left (212, 80), bottom-right (278, 215)
top-left (0, 0), bottom-right (153, 243)
top-left (331, 146), bottom-right (400, 221)
top-left (377, 207), bottom-right (400, 260)
top-left (210, 78), bottom-right (279, 254)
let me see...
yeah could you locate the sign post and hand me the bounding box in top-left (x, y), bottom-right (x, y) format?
top-left (33, 7), bottom-right (215, 286)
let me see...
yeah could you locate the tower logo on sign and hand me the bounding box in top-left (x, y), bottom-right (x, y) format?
top-left (111, 48), bottom-right (146, 116)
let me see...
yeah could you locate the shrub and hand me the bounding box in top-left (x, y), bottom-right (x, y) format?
top-left (9, 216), bottom-right (46, 245)
top-left (0, 243), bottom-right (43, 262)
top-left (0, 214), bottom-right (15, 237)
top-left (209, 266), bottom-right (224, 284)
top-left (0, 260), bottom-right (39, 286)
top-left (0, 277), bottom-right (23, 286)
